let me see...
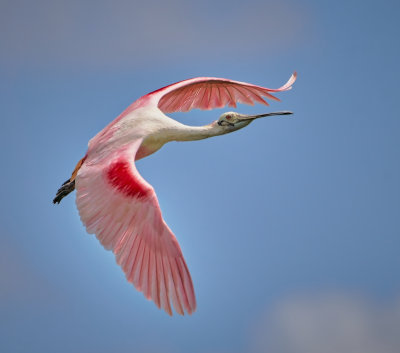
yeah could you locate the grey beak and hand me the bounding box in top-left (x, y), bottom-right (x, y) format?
top-left (238, 111), bottom-right (293, 121)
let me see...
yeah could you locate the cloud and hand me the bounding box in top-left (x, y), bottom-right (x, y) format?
top-left (0, 0), bottom-right (307, 70)
top-left (249, 292), bottom-right (400, 353)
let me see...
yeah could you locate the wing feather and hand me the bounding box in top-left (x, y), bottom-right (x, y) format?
top-left (214, 85), bottom-right (223, 107)
top-left (151, 73), bottom-right (296, 113)
top-left (224, 84), bottom-right (236, 108)
top-left (241, 86), bottom-right (269, 106)
top-left (199, 83), bottom-right (210, 110)
top-left (149, 250), bottom-right (158, 306)
top-left (231, 85), bottom-right (254, 106)
top-left (75, 140), bottom-right (196, 315)
top-left (159, 252), bottom-right (172, 315)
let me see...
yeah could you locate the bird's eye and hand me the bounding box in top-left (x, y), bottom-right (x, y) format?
top-left (226, 115), bottom-right (231, 120)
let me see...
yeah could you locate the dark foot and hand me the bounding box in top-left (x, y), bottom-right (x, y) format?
top-left (53, 179), bottom-right (75, 204)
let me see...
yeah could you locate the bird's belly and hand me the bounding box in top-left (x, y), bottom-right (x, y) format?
top-left (135, 139), bottom-right (164, 161)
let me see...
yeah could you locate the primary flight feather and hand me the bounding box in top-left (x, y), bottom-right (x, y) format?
top-left (54, 72), bottom-right (297, 315)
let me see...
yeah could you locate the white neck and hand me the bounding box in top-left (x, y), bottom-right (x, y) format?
top-left (166, 121), bottom-right (228, 142)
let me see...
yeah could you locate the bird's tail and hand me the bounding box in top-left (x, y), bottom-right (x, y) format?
top-left (53, 155), bottom-right (86, 204)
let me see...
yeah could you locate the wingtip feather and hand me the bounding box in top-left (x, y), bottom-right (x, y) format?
top-left (280, 71), bottom-right (297, 91)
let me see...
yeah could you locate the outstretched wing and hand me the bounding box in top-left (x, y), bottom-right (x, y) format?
top-left (75, 139), bottom-right (196, 315)
top-left (150, 72), bottom-right (297, 113)
top-left (114, 73), bottom-right (296, 123)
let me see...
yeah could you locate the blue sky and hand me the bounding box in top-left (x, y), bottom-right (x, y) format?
top-left (1, 0), bottom-right (399, 352)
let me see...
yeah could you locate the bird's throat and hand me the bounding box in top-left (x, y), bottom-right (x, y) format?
top-left (170, 122), bottom-right (226, 142)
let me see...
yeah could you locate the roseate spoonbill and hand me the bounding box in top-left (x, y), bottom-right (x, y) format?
top-left (53, 73), bottom-right (297, 315)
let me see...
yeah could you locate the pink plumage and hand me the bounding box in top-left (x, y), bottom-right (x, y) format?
top-left (54, 73), bottom-right (297, 315)
top-left (76, 141), bottom-right (195, 315)
top-left (156, 75), bottom-right (296, 112)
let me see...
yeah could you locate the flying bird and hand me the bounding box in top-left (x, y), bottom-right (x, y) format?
top-left (53, 73), bottom-right (297, 315)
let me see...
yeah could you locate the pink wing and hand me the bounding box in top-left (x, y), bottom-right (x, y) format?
top-left (150, 72), bottom-right (297, 113)
top-left (75, 139), bottom-right (196, 315)
top-left (114, 73), bottom-right (296, 123)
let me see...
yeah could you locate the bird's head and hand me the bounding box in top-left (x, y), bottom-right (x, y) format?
top-left (217, 111), bottom-right (293, 131)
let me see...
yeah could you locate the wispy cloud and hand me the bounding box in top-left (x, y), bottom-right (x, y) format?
top-left (0, 0), bottom-right (307, 71)
top-left (249, 292), bottom-right (400, 353)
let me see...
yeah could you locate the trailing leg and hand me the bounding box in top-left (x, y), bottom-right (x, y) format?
top-left (53, 155), bottom-right (86, 204)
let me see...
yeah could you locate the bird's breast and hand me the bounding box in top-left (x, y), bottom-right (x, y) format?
top-left (135, 137), bottom-right (165, 161)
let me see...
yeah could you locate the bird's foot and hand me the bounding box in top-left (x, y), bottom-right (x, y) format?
top-left (53, 179), bottom-right (75, 204)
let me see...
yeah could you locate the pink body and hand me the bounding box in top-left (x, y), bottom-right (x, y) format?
top-left (74, 73), bottom-right (297, 315)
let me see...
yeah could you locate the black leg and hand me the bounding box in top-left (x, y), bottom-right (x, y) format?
top-left (53, 180), bottom-right (75, 204)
